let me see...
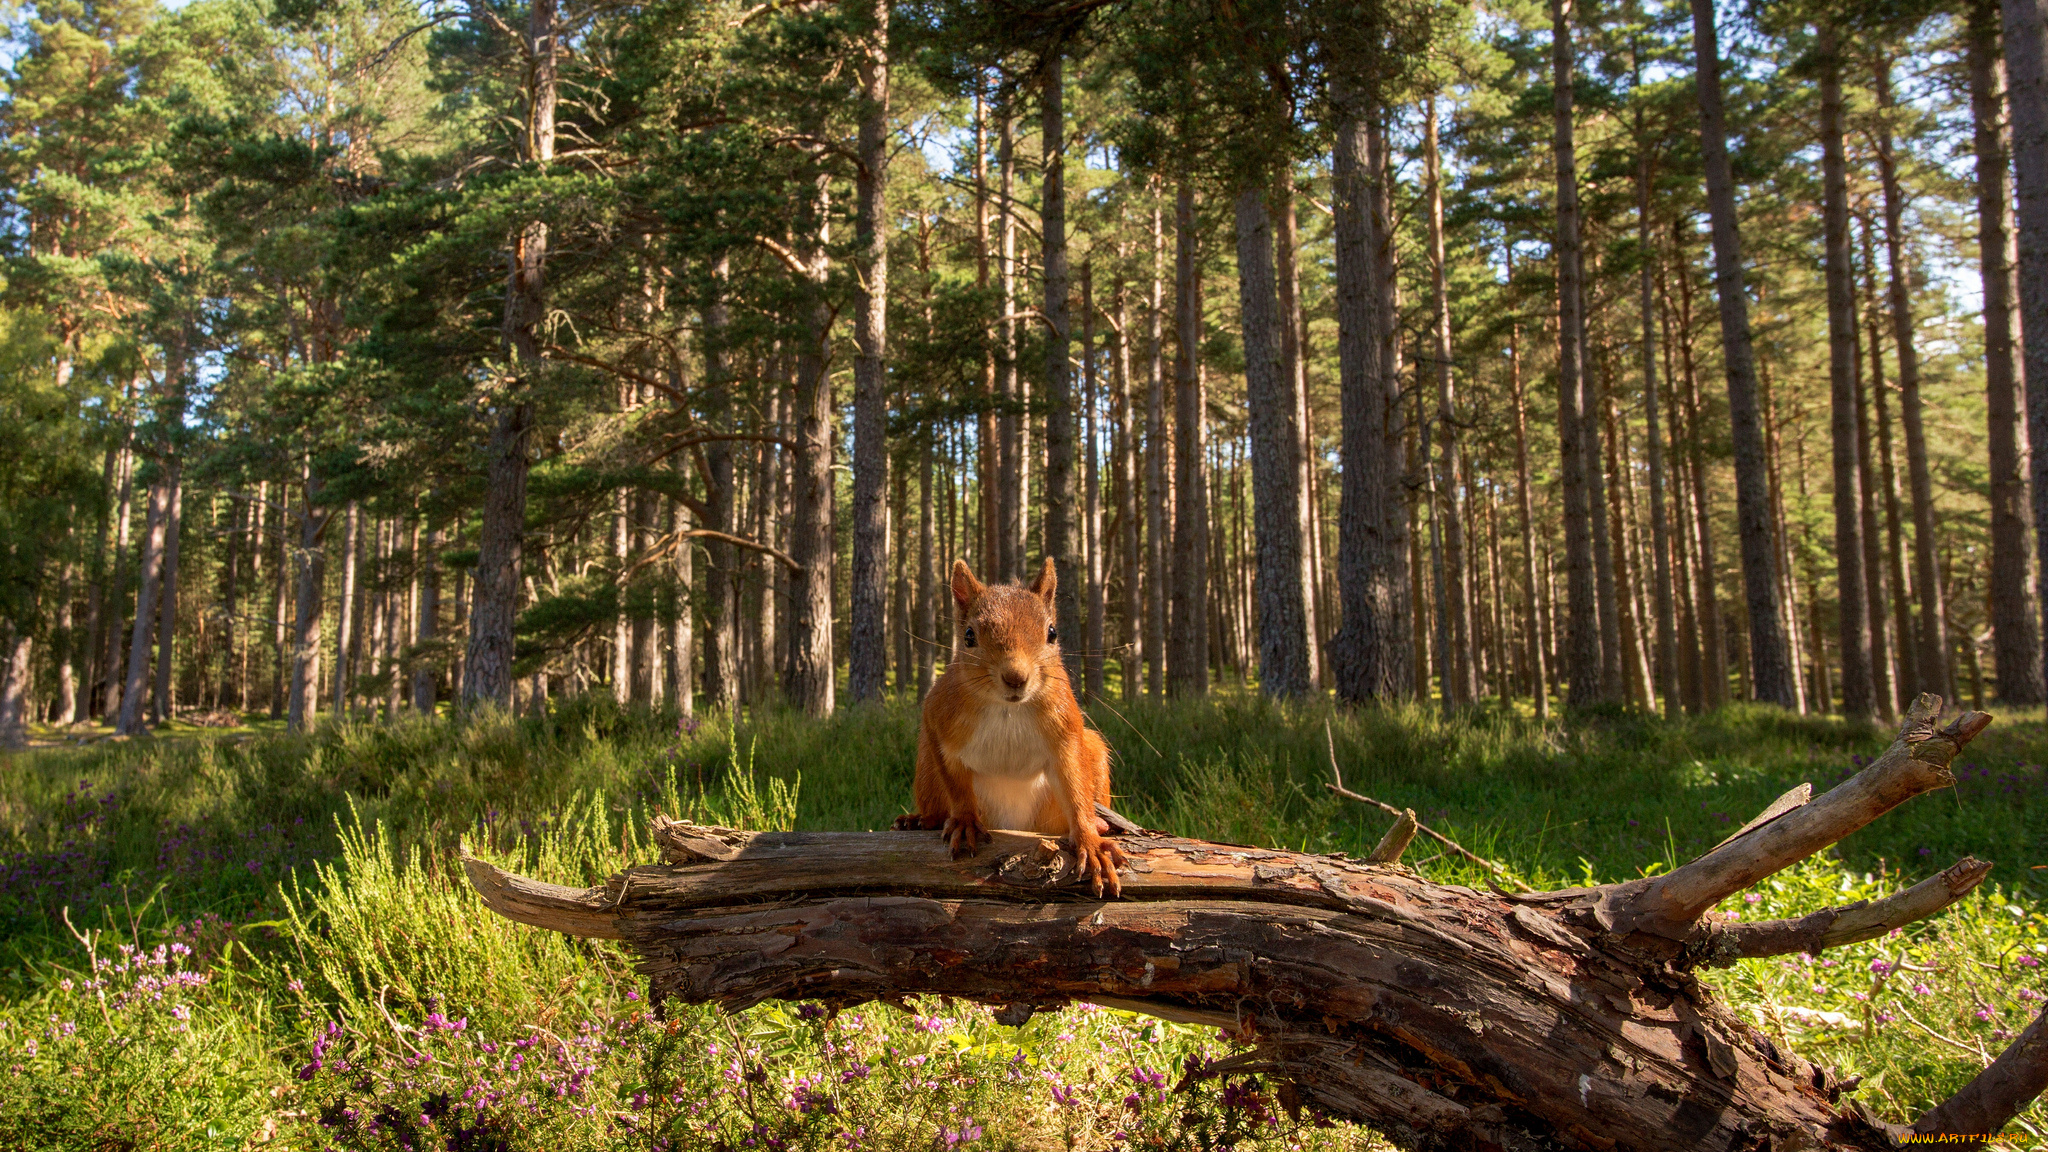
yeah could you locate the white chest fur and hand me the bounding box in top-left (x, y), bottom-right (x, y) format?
top-left (952, 705), bottom-right (1061, 833)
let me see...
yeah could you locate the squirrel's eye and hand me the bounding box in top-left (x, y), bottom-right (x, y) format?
top-left (964, 627), bottom-right (976, 648)
top-left (1047, 626), bottom-right (1057, 643)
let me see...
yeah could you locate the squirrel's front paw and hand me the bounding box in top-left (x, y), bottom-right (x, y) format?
top-left (1074, 836), bottom-right (1129, 898)
top-left (941, 813), bottom-right (990, 858)
top-left (893, 812), bottom-right (939, 831)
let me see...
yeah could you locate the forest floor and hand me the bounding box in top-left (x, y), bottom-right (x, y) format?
top-left (0, 693), bottom-right (2044, 1150)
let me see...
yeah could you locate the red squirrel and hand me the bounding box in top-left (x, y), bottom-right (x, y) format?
top-left (894, 557), bottom-right (1128, 896)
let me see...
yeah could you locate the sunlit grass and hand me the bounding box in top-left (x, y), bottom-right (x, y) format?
top-left (0, 694), bottom-right (2043, 1147)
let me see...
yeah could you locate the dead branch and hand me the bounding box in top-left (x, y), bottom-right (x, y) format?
top-left (1323, 719), bottom-right (1532, 891)
top-left (463, 697), bottom-right (2042, 1150)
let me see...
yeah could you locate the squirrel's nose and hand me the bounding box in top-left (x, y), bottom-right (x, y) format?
top-left (1001, 670), bottom-right (1028, 692)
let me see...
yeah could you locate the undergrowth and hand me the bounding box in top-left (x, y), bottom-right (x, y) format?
top-left (0, 693), bottom-right (2043, 1149)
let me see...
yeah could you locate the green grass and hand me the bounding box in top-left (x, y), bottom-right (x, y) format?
top-left (0, 694), bottom-right (2044, 1149)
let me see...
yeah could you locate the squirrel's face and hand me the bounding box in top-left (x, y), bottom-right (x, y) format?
top-left (951, 557), bottom-right (1059, 704)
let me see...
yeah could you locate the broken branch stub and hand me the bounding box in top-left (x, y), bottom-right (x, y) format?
top-left (1597, 693), bottom-right (1990, 940)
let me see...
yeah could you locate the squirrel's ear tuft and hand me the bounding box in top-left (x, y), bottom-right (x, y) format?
top-left (951, 559), bottom-right (984, 610)
top-left (1027, 556), bottom-right (1056, 604)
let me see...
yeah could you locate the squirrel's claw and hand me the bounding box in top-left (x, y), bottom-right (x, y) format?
top-left (1075, 836), bottom-right (1128, 899)
top-left (941, 813), bottom-right (989, 859)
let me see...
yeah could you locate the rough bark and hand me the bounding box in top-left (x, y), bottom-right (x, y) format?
top-left (1042, 56), bottom-right (1082, 694)
top-left (783, 153), bottom-right (837, 717)
top-left (848, 0), bottom-right (889, 706)
top-left (1864, 217), bottom-right (1916, 716)
top-left (1508, 249), bottom-right (1549, 718)
top-left (1275, 171), bottom-right (1321, 688)
top-left (1872, 58), bottom-right (1949, 701)
top-left (1689, 0), bottom-right (1796, 708)
top-left (1114, 268), bottom-right (1142, 701)
top-left (1673, 234), bottom-right (1727, 709)
top-left (1236, 183), bottom-right (1311, 698)
top-left (286, 474), bottom-right (330, 733)
top-left (1820, 27), bottom-right (1874, 720)
top-left (1552, 0), bottom-right (1602, 709)
top-left (1168, 181), bottom-right (1209, 698)
top-left (1971, 0), bottom-right (2044, 707)
top-left (1639, 152), bottom-right (1679, 719)
top-left (1144, 204), bottom-right (1170, 700)
top-left (1083, 261), bottom-right (1106, 703)
top-left (467, 696), bottom-right (2037, 1152)
top-left (465, 0), bottom-right (554, 710)
top-left (1327, 94), bottom-right (1409, 704)
top-left (116, 473), bottom-right (168, 736)
top-left (997, 110), bottom-right (1023, 581)
top-left (151, 462), bottom-right (182, 724)
top-left (0, 624), bottom-right (30, 748)
top-left (1853, 306), bottom-right (1895, 720)
top-left (1424, 99), bottom-right (1474, 708)
top-left (101, 437), bottom-right (134, 721)
top-left (2013, 0), bottom-right (2048, 704)
top-left (703, 258), bottom-right (738, 714)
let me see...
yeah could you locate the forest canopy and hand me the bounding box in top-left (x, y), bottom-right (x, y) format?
top-left (0, 0), bottom-right (2041, 739)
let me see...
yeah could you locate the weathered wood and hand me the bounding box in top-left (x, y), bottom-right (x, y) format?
top-left (463, 697), bottom-right (2043, 1150)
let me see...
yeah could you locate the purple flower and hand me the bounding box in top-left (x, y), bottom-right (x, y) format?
top-left (1870, 960), bottom-right (1890, 975)
top-left (840, 1063), bottom-right (870, 1083)
top-left (2018, 956), bottom-right (2041, 969)
top-left (937, 1121), bottom-right (982, 1148)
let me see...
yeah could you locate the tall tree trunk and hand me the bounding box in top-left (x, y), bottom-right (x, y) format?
top-left (1083, 262), bottom-right (1106, 702)
top-left (1970, 0), bottom-right (2044, 706)
top-left (98, 434), bottom-right (134, 721)
top-left (54, 558), bottom-right (76, 725)
top-left (1688, 0), bottom-right (1796, 707)
top-left (117, 473), bottom-right (168, 736)
top-left (1328, 96), bottom-right (1409, 703)
top-left (270, 486), bottom-right (289, 719)
top-left (1237, 182), bottom-right (1311, 698)
top-left (1871, 57), bottom-right (1949, 701)
top-left (1854, 317), bottom-right (1896, 719)
top-left (1552, 0), bottom-right (1602, 708)
top-left (1588, 329), bottom-right (1623, 705)
top-left (703, 260), bottom-right (738, 713)
top-left (414, 519), bottom-right (440, 714)
top-left (1042, 57), bottom-right (1082, 691)
top-left (1114, 271), bottom-right (1142, 701)
top-left (1274, 171), bottom-right (1321, 688)
top-left (0, 623), bottom-right (30, 748)
top-left (673, 499), bottom-right (694, 717)
top-left (918, 433), bottom-right (937, 697)
top-left (339, 500), bottom-right (362, 716)
top-left (1671, 235), bottom-right (1726, 708)
top-left (465, 0), bottom-right (554, 709)
top-left (848, 0), bottom-right (890, 705)
top-left (286, 473), bottom-right (330, 733)
top-left (1819, 26), bottom-right (1874, 719)
top-left (998, 109), bottom-right (1023, 581)
top-left (975, 87), bottom-right (1000, 581)
top-left (786, 170), bottom-right (837, 718)
top-left (151, 462), bottom-right (182, 724)
top-left (2010, 0), bottom-right (2048, 701)
top-left (1145, 202), bottom-right (1170, 699)
top-left (893, 463), bottom-right (912, 697)
top-left (1168, 181), bottom-right (1209, 698)
top-left (1864, 216), bottom-right (1916, 715)
top-left (612, 465), bottom-right (632, 705)
top-left (1424, 98), bottom-right (1475, 707)
top-left (1507, 250), bottom-right (1549, 717)
top-left (1638, 150), bottom-right (1679, 719)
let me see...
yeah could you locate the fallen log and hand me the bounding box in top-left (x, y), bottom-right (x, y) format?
top-left (462, 694), bottom-right (2045, 1151)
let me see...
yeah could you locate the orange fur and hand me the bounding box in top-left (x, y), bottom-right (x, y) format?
top-left (894, 558), bottom-right (1126, 896)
